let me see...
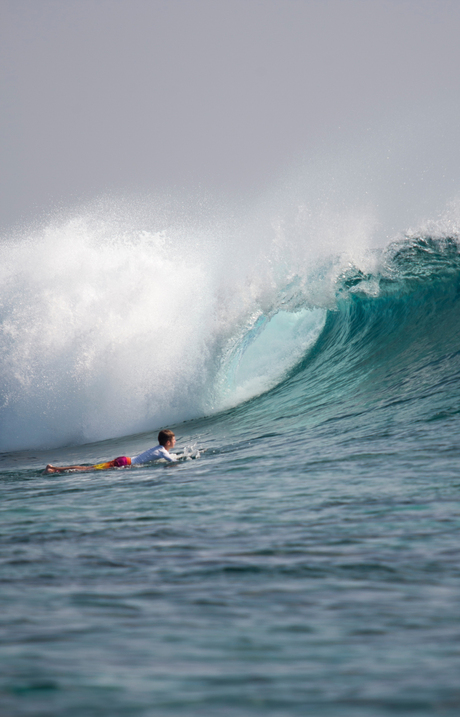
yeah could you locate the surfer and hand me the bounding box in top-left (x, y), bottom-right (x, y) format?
top-left (44, 429), bottom-right (177, 474)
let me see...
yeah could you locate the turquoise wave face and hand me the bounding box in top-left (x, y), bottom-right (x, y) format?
top-left (212, 307), bottom-right (326, 410)
top-left (207, 236), bottom-right (460, 445)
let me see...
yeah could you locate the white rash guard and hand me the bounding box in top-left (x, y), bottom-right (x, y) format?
top-left (131, 444), bottom-right (177, 465)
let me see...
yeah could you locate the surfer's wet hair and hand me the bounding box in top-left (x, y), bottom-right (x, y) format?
top-left (158, 429), bottom-right (175, 446)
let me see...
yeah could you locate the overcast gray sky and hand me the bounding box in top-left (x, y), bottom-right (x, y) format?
top-left (1, 0), bottom-right (460, 232)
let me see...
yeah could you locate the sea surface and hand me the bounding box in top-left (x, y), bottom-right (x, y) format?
top-left (1, 198), bottom-right (460, 716)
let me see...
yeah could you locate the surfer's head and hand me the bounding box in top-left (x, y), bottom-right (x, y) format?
top-left (158, 429), bottom-right (176, 450)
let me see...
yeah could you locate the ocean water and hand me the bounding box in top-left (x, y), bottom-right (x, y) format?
top-left (2, 183), bottom-right (460, 716)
